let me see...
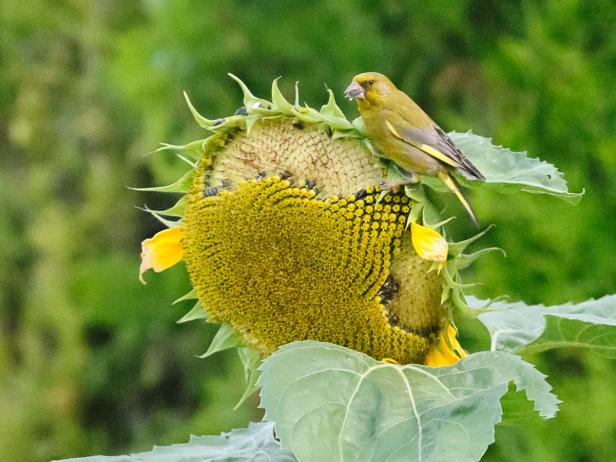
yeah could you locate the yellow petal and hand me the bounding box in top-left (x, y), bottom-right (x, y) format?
top-left (139, 227), bottom-right (184, 284)
top-left (411, 221), bottom-right (448, 266)
top-left (424, 323), bottom-right (467, 367)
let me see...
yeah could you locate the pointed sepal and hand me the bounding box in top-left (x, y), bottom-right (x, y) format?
top-left (197, 323), bottom-right (242, 358)
top-left (177, 301), bottom-right (209, 324)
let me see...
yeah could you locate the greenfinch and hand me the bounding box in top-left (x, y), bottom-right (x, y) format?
top-left (344, 72), bottom-right (484, 224)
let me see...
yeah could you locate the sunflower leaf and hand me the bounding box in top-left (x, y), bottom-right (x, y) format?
top-left (52, 422), bottom-right (296, 462)
top-left (259, 341), bottom-right (558, 462)
top-left (470, 295), bottom-right (616, 356)
top-left (421, 131), bottom-right (583, 204)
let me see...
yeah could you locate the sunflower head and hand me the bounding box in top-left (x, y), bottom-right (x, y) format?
top-left (140, 77), bottom-right (474, 366)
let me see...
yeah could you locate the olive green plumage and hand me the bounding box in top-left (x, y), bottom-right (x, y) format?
top-left (345, 72), bottom-right (484, 224)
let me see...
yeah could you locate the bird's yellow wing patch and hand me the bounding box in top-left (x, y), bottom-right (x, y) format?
top-left (385, 119), bottom-right (459, 169)
top-left (385, 119), bottom-right (404, 140)
top-left (416, 143), bottom-right (459, 168)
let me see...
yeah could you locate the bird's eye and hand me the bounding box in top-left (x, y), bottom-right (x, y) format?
top-left (367, 80), bottom-right (375, 86)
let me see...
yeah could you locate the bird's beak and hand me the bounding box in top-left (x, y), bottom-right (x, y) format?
top-left (344, 81), bottom-right (365, 100)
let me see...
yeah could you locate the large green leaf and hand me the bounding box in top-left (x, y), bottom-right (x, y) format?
top-left (53, 422), bottom-right (296, 462)
top-left (471, 295), bottom-right (616, 356)
top-left (421, 132), bottom-right (583, 204)
top-left (259, 341), bottom-right (558, 462)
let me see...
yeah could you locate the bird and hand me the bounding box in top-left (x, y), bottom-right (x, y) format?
top-left (344, 72), bottom-right (484, 225)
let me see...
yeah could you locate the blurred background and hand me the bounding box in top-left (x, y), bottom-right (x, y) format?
top-left (1, 0), bottom-right (615, 460)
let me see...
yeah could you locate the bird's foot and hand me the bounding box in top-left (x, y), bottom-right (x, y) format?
top-left (380, 174), bottom-right (421, 192)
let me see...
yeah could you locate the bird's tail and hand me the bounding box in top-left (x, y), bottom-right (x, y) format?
top-left (438, 171), bottom-right (478, 226)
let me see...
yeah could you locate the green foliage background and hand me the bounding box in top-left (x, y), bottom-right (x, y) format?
top-left (1, 1), bottom-right (614, 460)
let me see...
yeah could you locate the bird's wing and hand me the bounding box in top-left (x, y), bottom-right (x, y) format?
top-left (385, 119), bottom-right (484, 181)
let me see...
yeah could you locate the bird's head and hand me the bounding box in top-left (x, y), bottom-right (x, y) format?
top-left (344, 72), bottom-right (396, 107)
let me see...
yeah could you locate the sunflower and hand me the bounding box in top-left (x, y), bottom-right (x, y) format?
top-left (139, 76), bottom-right (476, 371)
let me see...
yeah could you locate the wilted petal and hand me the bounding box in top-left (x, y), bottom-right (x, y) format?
top-left (411, 221), bottom-right (448, 271)
top-left (139, 227), bottom-right (184, 284)
top-left (424, 323), bottom-right (467, 367)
